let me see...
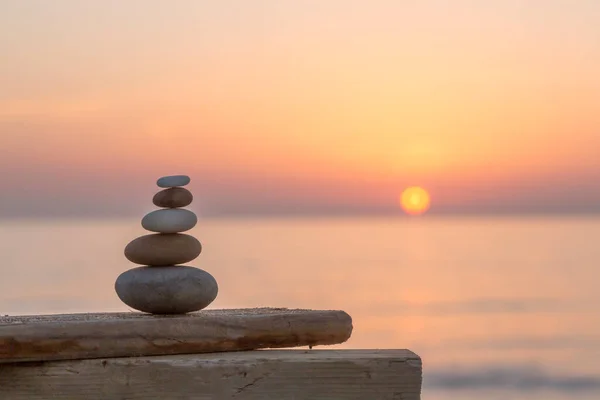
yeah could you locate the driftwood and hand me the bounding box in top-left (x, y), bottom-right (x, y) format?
top-left (0, 308), bottom-right (352, 363)
top-left (0, 349), bottom-right (422, 399)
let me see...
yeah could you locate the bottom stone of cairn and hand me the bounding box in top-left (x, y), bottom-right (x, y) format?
top-left (115, 266), bottom-right (218, 314)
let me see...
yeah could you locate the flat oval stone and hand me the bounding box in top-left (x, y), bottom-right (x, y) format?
top-left (115, 266), bottom-right (218, 314)
top-left (153, 187), bottom-right (193, 208)
top-left (157, 175), bottom-right (190, 188)
top-left (141, 209), bottom-right (197, 233)
top-left (124, 234), bottom-right (201, 266)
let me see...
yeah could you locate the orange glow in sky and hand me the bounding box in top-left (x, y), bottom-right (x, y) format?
top-left (1, 1), bottom-right (600, 217)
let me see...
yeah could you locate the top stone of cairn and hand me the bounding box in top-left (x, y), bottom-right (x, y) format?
top-left (157, 175), bottom-right (191, 188)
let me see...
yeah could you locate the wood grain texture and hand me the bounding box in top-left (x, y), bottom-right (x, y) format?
top-left (0, 308), bottom-right (352, 363)
top-left (0, 349), bottom-right (422, 399)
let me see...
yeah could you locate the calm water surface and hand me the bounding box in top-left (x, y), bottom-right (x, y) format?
top-left (1, 216), bottom-right (599, 399)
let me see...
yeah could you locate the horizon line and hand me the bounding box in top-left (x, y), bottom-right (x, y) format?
top-left (2, 209), bottom-right (600, 221)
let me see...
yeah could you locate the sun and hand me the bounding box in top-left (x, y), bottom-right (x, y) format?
top-left (400, 186), bottom-right (431, 216)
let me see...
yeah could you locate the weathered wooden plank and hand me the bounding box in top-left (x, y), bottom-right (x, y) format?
top-left (0, 308), bottom-right (352, 363)
top-left (0, 349), bottom-right (422, 399)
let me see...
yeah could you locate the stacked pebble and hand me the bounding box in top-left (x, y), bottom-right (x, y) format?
top-left (115, 175), bottom-right (218, 314)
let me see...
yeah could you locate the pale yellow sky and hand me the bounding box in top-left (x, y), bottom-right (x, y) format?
top-left (1, 0), bottom-right (600, 216)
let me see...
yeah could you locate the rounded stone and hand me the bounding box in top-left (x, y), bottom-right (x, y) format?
top-left (153, 187), bottom-right (193, 208)
top-left (141, 209), bottom-right (197, 233)
top-left (124, 234), bottom-right (201, 266)
top-left (157, 175), bottom-right (190, 188)
top-left (115, 266), bottom-right (218, 314)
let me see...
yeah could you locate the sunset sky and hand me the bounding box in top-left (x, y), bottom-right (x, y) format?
top-left (2, 0), bottom-right (600, 217)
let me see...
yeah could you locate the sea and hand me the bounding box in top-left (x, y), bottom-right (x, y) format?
top-left (1, 215), bottom-right (599, 399)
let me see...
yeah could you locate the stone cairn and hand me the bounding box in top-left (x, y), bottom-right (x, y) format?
top-left (115, 175), bottom-right (218, 314)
